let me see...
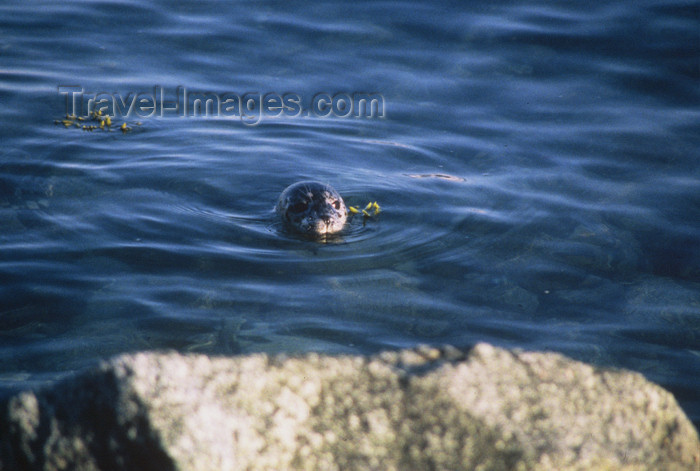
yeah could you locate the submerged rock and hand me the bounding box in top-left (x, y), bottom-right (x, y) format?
top-left (1, 344), bottom-right (698, 470)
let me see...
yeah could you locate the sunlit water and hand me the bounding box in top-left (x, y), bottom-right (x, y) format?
top-left (1, 0), bottom-right (698, 427)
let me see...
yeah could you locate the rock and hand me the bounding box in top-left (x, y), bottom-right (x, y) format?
top-left (1, 343), bottom-right (698, 471)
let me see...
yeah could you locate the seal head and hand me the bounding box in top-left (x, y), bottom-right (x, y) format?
top-left (276, 181), bottom-right (347, 237)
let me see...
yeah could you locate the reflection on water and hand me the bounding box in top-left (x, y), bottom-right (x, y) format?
top-left (0, 0), bottom-right (698, 427)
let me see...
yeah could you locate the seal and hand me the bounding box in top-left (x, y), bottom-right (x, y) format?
top-left (276, 181), bottom-right (347, 237)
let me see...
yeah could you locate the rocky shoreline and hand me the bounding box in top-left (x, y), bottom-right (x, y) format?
top-left (1, 343), bottom-right (698, 470)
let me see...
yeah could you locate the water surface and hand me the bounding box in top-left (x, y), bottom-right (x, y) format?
top-left (1, 0), bottom-right (699, 427)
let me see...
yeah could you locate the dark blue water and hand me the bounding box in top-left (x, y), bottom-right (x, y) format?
top-left (1, 0), bottom-right (699, 427)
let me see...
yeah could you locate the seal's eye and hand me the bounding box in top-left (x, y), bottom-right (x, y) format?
top-left (332, 200), bottom-right (340, 210)
top-left (289, 202), bottom-right (308, 213)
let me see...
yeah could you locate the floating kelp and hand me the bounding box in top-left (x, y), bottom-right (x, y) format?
top-left (349, 201), bottom-right (381, 217)
top-left (53, 111), bottom-right (138, 134)
top-left (348, 200), bottom-right (381, 227)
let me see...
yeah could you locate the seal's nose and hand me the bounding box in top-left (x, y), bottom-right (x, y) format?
top-left (315, 215), bottom-right (335, 235)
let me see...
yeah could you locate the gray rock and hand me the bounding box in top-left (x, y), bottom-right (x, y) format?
top-left (1, 343), bottom-right (698, 471)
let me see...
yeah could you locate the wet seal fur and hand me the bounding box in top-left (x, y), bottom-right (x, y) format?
top-left (276, 181), bottom-right (347, 237)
